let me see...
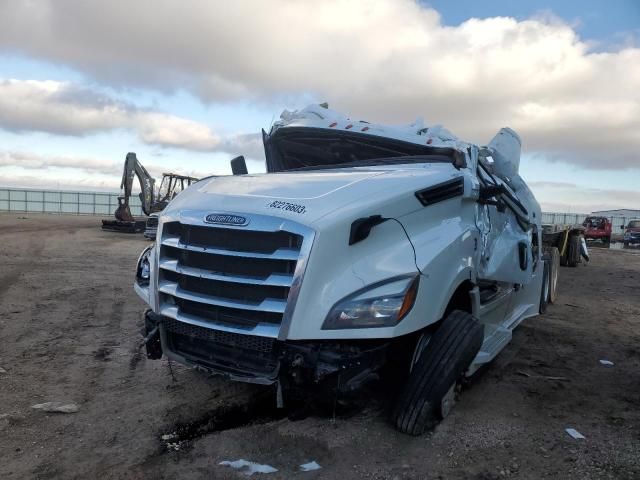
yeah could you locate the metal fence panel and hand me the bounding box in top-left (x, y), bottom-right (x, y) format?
top-left (0, 187), bottom-right (142, 216)
top-left (0, 187), bottom-right (636, 227)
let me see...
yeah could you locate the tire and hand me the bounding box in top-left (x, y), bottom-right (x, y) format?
top-left (391, 310), bottom-right (483, 436)
top-left (567, 234), bottom-right (581, 267)
top-left (603, 237), bottom-right (610, 248)
top-left (543, 246), bottom-right (560, 304)
top-left (623, 241), bottom-right (629, 249)
top-left (539, 258), bottom-right (550, 314)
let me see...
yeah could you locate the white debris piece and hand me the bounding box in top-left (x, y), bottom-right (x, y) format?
top-left (565, 428), bottom-right (585, 440)
top-left (31, 402), bottom-right (79, 413)
top-left (300, 461), bottom-right (322, 472)
top-left (0, 367), bottom-right (7, 373)
top-left (219, 459), bottom-right (278, 476)
top-left (599, 359), bottom-right (614, 366)
top-left (161, 433), bottom-right (177, 441)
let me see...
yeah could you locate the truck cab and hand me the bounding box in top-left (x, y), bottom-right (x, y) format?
top-left (583, 216), bottom-right (612, 246)
top-left (133, 104), bottom-right (553, 435)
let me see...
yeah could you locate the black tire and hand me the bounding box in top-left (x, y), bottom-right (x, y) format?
top-left (543, 246), bottom-right (560, 304)
top-left (603, 236), bottom-right (610, 248)
top-left (623, 241), bottom-right (629, 249)
top-left (391, 311), bottom-right (483, 436)
top-left (539, 258), bottom-right (550, 313)
top-left (567, 234), bottom-right (581, 267)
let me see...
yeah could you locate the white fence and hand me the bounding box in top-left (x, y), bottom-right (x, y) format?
top-left (0, 187), bottom-right (143, 216)
top-left (0, 187), bottom-right (637, 229)
top-left (540, 212), bottom-right (637, 231)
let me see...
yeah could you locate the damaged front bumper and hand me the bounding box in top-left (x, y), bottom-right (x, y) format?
top-left (143, 310), bottom-right (388, 392)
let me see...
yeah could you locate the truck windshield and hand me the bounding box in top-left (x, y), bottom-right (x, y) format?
top-left (628, 220), bottom-right (640, 228)
top-left (264, 127), bottom-right (461, 172)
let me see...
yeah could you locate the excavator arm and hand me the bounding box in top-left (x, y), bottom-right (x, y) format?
top-left (115, 152), bottom-right (156, 221)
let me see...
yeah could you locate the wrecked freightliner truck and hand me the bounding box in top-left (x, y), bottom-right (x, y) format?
top-left (134, 104), bottom-right (557, 435)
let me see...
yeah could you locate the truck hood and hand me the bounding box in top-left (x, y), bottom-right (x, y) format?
top-left (164, 163), bottom-right (462, 225)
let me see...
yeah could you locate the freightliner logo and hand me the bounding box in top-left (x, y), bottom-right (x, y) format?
top-left (204, 213), bottom-right (249, 226)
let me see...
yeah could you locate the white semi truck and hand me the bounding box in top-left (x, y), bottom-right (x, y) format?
top-left (134, 104), bottom-right (558, 435)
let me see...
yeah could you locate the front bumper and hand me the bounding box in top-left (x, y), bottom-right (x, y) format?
top-left (624, 235), bottom-right (640, 245)
top-left (144, 311), bottom-right (388, 391)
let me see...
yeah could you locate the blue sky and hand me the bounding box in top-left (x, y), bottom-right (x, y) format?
top-left (0, 0), bottom-right (638, 212)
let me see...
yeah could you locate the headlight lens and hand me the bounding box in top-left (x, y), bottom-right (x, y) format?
top-left (136, 246), bottom-right (153, 286)
top-left (322, 275), bottom-right (419, 329)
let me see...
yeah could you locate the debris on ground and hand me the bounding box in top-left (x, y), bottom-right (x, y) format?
top-left (31, 402), bottom-right (79, 413)
top-left (599, 359), bottom-right (614, 366)
top-left (219, 459), bottom-right (278, 476)
top-left (0, 367), bottom-right (7, 374)
top-left (300, 461), bottom-right (322, 472)
top-left (565, 428), bottom-right (586, 440)
top-left (515, 370), bottom-right (568, 381)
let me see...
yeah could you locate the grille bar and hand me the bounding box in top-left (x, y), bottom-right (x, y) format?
top-left (160, 305), bottom-right (281, 338)
top-left (158, 258), bottom-right (294, 287)
top-left (157, 215), bottom-right (313, 339)
top-left (162, 236), bottom-right (300, 261)
top-left (159, 281), bottom-right (287, 313)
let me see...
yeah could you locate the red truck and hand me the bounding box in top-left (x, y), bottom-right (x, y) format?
top-left (583, 216), bottom-right (612, 247)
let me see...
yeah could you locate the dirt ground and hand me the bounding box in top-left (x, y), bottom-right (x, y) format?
top-left (0, 213), bottom-right (639, 480)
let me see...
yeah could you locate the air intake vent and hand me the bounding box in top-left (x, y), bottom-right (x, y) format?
top-left (415, 177), bottom-right (464, 206)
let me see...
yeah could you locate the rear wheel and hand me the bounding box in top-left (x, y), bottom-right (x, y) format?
top-left (391, 310), bottom-right (483, 436)
top-left (539, 258), bottom-right (550, 313)
top-left (543, 246), bottom-right (560, 304)
top-left (603, 236), bottom-right (610, 248)
top-left (567, 234), bottom-right (581, 267)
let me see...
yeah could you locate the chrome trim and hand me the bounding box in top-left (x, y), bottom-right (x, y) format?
top-left (161, 236), bottom-right (300, 261)
top-left (159, 258), bottom-right (294, 287)
top-left (278, 228), bottom-right (315, 340)
top-left (157, 210), bottom-right (316, 339)
top-left (160, 305), bottom-right (280, 338)
top-left (159, 281), bottom-right (287, 313)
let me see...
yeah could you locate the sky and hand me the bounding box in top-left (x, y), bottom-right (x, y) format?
top-left (0, 0), bottom-right (638, 213)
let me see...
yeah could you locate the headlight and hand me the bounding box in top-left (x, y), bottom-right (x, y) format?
top-left (322, 275), bottom-right (419, 329)
top-left (136, 245), bottom-right (153, 286)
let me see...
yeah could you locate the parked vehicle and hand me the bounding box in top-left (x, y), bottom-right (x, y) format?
top-left (542, 224), bottom-right (588, 267)
top-left (133, 104), bottom-right (557, 435)
top-left (623, 220), bottom-right (640, 248)
top-left (583, 216), bottom-right (612, 247)
top-left (143, 212), bottom-right (160, 240)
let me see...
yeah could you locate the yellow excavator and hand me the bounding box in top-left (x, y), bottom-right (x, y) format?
top-left (102, 152), bottom-right (199, 233)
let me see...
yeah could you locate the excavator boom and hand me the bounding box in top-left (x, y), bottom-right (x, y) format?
top-left (103, 152), bottom-right (199, 233)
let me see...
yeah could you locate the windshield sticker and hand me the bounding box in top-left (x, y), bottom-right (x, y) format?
top-left (267, 200), bottom-right (307, 214)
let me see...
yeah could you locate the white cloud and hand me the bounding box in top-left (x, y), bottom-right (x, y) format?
top-left (0, 79), bottom-right (262, 156)
top-left (0, 150), bottom-right (221, 188)
top-left (529, 181), bottom-right (640, 213)
top-left (0, 1), bottom-right (638, 169)
top-left (0, 150), bottom-right (120, 175)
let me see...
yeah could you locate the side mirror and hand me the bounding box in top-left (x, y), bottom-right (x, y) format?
top-left (621, 225), bottom-right (625, 230)
top-left (230, 155), bottom-right (248, 175)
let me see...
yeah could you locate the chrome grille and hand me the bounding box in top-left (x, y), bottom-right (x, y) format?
top-left (157, 213), bottom-right (313, 339)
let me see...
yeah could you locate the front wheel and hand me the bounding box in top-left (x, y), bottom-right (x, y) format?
top-left (391, 310), bottom-right (483, 435)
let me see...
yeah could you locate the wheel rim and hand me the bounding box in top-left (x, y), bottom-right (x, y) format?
top-left (440, 384), bottom-right (456, 418)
